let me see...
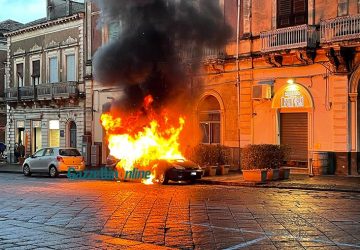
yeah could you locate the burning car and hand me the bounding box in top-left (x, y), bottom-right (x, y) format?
top-left (105, 156), bottom-right (203, 184)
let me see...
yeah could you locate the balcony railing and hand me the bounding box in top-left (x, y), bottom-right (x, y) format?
top-left (36, 84), bottom-right (52, 100)
top-left (320, 14), bottom-right (360, 43)
top-left (178, 46), bottom-right (225, 61)
top-left (19, 86), bottom-right (35, 100)
top-left (4, 88), bottom-right (18, 101)
top-left (260, 24), bottom-right (317, 53)
top-left (53, 81), bottom-right (78, 98)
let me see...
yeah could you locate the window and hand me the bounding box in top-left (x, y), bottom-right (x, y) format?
top-left (49, 120), bottom-right (60, 147)
top-left (44, 148), bottom-right (54, 156)
top-left (200, 113), bottom-right (221, 144)
top-left (59, 148), bottom-right (81, 156)
top-left (198, 95), bottom-right (222, 144)
top-left (108, 21), bottom-right (122, 42)
top-left (66, 54), bottom-right (76, 81)
top-left (49, 57), bottom-right (58, 83)
top-left (32, 60), bottom-right (40, 85)
top-left (16, 63), bottom-right (24, 87)
top-left (34, 149), bottom-right (45, 157)
top-left (277, 0), bottom-right (307, 28)
top-left (338, 0), bottom-right (348, 16)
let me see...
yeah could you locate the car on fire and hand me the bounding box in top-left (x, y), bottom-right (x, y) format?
top-left (105, 156), bottom-right (204, 184)
top-left (22, 147), bottom-right (85, 177)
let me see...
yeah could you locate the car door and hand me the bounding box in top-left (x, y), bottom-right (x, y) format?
top-left (30, 149), bottom-right (45, 171)
top-left (40, 148), bottom-right (55, 172)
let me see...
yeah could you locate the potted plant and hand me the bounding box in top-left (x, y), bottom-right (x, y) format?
top-left (278, 145), bottom-right (291, 180)
top-left (216, 145), bottom-right (231, 175)
top-left (240, 144), bottom-right (267, 183)
top-left (189, 144), bottom-right (217, 176)
top-left (267, 145), bottom-right (281, 181)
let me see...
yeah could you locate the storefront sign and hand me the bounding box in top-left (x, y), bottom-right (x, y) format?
top-left (280, 90), bottom-right (304, 108)
top-left (272, 83), bottom-right (313, 109)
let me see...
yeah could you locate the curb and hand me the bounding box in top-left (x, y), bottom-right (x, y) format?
top-left (197, 179), bottom-right (360, 193)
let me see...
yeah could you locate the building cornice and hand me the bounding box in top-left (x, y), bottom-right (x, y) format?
top-left (4, 13), bottom-right (84, 37)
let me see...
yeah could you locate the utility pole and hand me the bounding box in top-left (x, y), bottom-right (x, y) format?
top-left (236, 0), bottom-right (241, 170)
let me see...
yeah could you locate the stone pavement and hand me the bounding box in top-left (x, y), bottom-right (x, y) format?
top-left (198, 172), bottom-right (360, 193)
top-left (0, 173), bottom-right (360, 249)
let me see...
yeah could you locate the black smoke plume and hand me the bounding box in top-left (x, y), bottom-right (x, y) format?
top-left (93, 0), bottom-right (232, 112)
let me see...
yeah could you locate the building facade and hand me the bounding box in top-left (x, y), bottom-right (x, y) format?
top-left (197, 0), bottom-right (360, 175)
top-left (0, 20), bottom-right (23, 144)
top-left (84, 0), bottom-right (360, 176)
top-left (4, 1), bottom-right (86, 163)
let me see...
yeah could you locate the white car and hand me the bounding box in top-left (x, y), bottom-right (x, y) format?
top-left (22, 147), bottom-right (85, 177)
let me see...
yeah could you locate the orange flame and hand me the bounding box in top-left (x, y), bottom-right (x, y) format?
top-left (101, 95), bottom-right (185, 184)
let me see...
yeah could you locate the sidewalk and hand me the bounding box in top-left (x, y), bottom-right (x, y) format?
top-left (0, 162), bottom-right (22, 173)
top-left (198, 171), bottom-right (360, 193)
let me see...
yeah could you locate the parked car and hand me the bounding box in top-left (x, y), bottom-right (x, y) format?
top-left (105, 155), bottom-right (203, 184)
top-left (153, 159), bottom-right (204, 184)
top-left (22, 147), bottom-right (85, 177)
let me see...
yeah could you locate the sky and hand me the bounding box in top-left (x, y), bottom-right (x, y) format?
top-left (0, 0), bottom-right (47, 24)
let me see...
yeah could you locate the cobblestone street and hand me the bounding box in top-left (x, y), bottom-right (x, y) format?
top-left (0, 173), bottom-right (359, 249)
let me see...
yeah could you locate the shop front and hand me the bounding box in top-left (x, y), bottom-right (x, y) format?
top-left (272, 81), bottom-right (314, 170)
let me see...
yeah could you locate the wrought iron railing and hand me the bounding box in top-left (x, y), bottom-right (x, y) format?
top-left (260, 24), bottom-right (317, 53)
top-left (19, 86), bottom-right (35, 100)
top-left (36, 84), bottom-right (52, 100)
top-left (178, 46), bottom-right (225, 61)
top-left (4, 88), bottom-right (18, 101)
top-left (320, 14), bottom-right (360, 43)
top-left (53, 81), bottom-right (78, 98)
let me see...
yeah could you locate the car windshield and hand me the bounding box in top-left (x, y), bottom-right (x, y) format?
top-left (59, 149), bottom-right (81, 156)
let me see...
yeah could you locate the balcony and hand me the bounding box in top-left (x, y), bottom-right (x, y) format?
top-left (36, 84), bottom-right (52, 100)
top-left (320, 14), bottom-right (360, 43)
top-left (260, 24), bottom-right (317, 53)
top-left (178, 46), bottom-right (225, 62)
top-left (4, 88), bottom-right (18, 101)
top-left (53, 82), bottom-right (78, 99)
top-left (19, 86), bottom-right (35, 100)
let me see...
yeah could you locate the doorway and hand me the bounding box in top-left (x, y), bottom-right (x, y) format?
top-left (69, 121), bottom-right (77, 148)
top-left (280, 112), bottom-right (308, 167)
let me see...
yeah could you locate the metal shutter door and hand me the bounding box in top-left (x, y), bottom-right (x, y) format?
top-left (280, 113), bottom-right (308, 162)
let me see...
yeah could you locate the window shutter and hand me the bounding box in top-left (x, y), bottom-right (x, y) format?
top-left (293, 0), bottom-right (307, 25)
top-left (277, 0), bottom-right (308, 28)
top-left (243, 0), bottom-right (251, 34)
top-left (66, 55), bottom-right (76, 81)
top-left (32, 60), bottom-right (40, 77)
top-left (49, 57), bottom-right (58, 83)
top-left (277, 0), bottom-right (292, 28)
top-left (224, 0), bottom-right (239, 40)
top-left (338, 0), bottom-right (348, 16)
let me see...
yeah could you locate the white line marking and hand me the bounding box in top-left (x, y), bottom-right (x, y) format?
top-left (223, 236), bottom-right (267, 250)
top-left (186, 222), bottom-right (360, 249)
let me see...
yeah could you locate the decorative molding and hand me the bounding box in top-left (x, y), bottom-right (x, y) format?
top-left (349, 93), bottom-right (358, 102)
top-left (62, 36), bottom-right (78, 46)
top-left (264, 54), bottom-right (282, 67)
top-left (13, 48), bottom-right (25, 55)
top-left (46, 40), bottom-right (60, 48)
top-left (30, 44), bottom-right (42, 52)
top-left (326, 47), bottom-right (347, 73)
top-left (295, 49), bottom-right (315, 65)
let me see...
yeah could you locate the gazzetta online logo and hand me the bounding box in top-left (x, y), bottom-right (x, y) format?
top-left (67, 167), bottom-right (152, 180)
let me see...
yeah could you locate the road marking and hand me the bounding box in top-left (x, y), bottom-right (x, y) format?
top-left (223, 236), bottom-right (267, 250)
top-left (185, 222), bottom-right (360, 249)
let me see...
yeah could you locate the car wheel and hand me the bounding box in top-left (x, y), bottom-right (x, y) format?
top-left (158, 173), bottom-right (169, 185)
top-left (189, 179), bottom-right (196, 184)
top-left (23, 164), bottom-right (31, 177)
top-left (49, 166), bottom-right (58, 178)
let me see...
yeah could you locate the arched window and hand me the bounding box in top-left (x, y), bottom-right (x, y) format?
top-left (198, 96), bottom-right (221, 144)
